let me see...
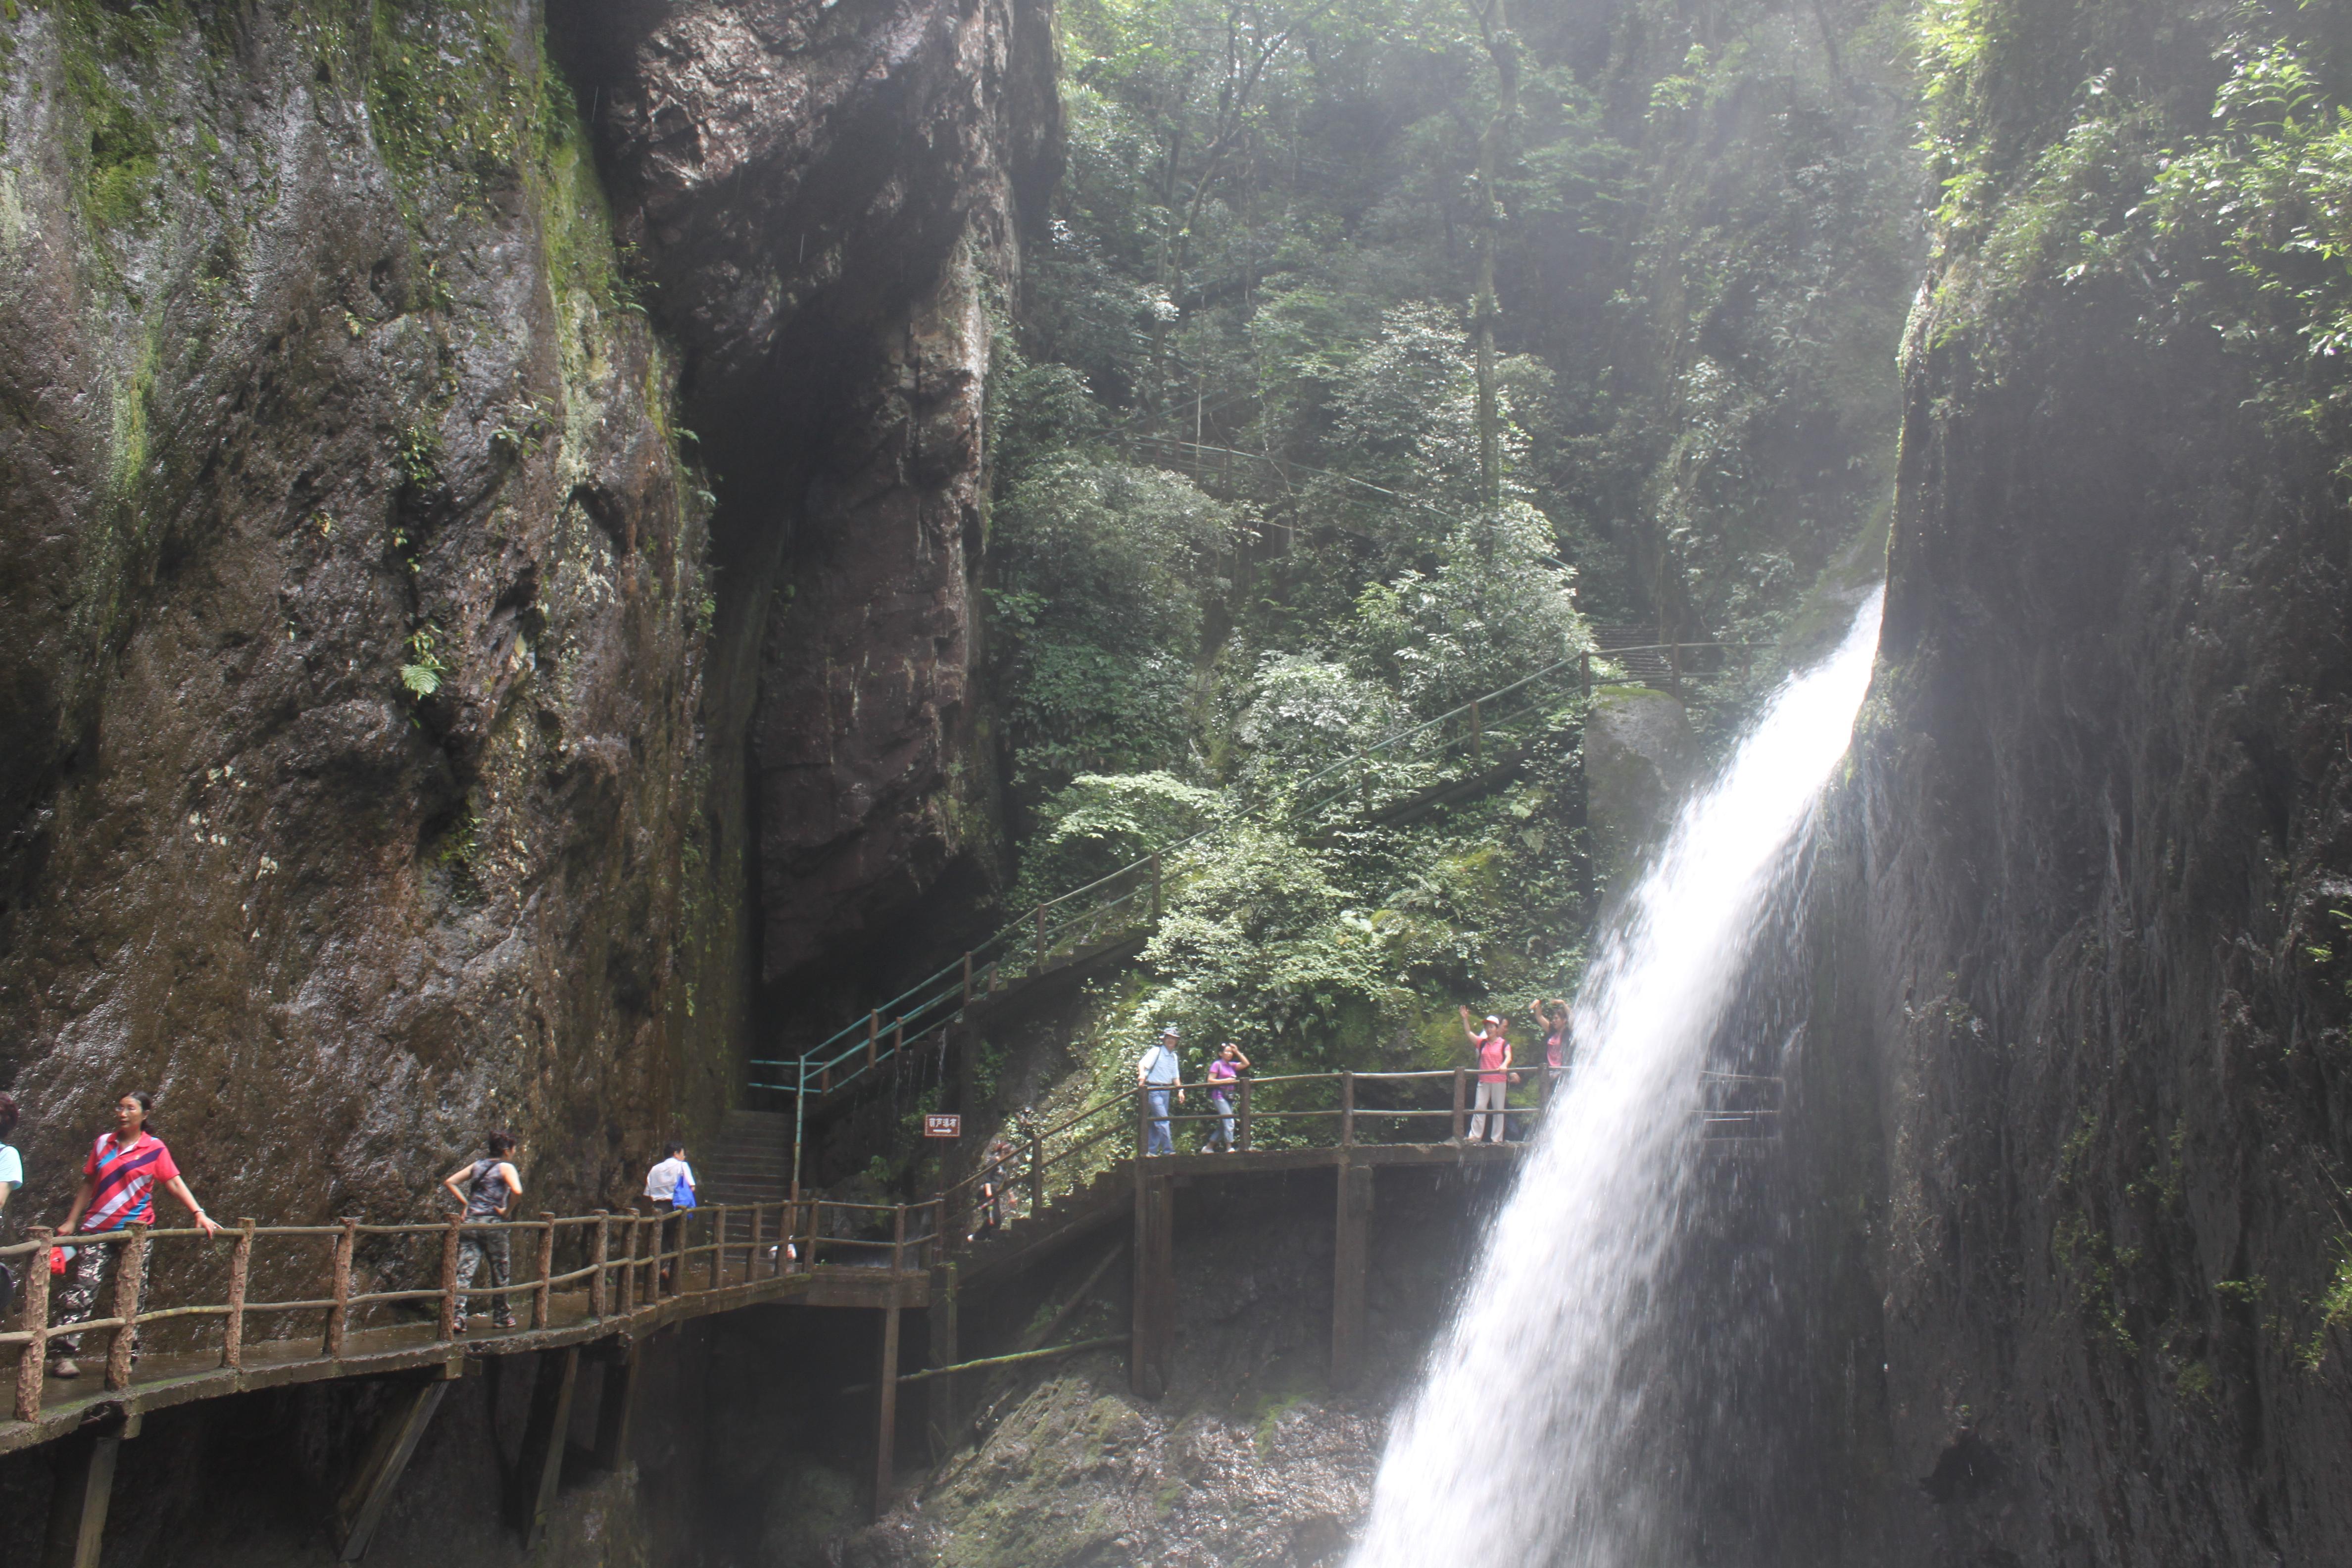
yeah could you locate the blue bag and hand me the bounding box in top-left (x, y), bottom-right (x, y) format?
top-left (672, 1175), bottom-right (696, 1210)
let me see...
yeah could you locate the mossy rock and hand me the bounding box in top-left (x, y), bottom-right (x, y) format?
top-left (1584, 685), bottom-right (1694, 888)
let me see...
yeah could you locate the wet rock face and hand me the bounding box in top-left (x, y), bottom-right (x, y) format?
top-left (0, 0), bottom-right (708, 1225)
top-left (562, 0), bottom-right (1055, 996)
top-left (1582, 685), bottom-right (1694, 885)
top-left (1828, 230), bottom-right (2352, 1562)
top-left (0, 0), bottom-right (1052, 1245)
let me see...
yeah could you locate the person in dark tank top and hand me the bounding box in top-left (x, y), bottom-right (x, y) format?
top-left (439, 1130), bottom-right (523, 1332)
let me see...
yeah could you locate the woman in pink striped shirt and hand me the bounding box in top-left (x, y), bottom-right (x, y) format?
top-left (49, 1091), bottom-right (221, 1378)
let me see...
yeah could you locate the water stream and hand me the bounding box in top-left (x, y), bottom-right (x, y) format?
top-left (1349, 591), bottom-right (1885, 1568)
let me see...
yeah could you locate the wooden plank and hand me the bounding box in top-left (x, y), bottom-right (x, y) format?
top-left (330, 1378), bottom-right (448, 1561)
top-left (41, 1427), bottom-right (121, 1568)
top-left (511, 1347), bottom-right (579, 1549)
top-left (1331, 1163), bottom-right (1373, 1390)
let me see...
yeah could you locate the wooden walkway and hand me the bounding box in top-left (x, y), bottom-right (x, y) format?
top-left (0, 1197), bottom-right (939, 1563)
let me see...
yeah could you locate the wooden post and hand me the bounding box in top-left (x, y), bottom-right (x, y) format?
top-left (1128, 1171), bottom-right (1175, 1399)
top-left (1033, 903), bottom-right (1046, 967)
top-left (511, 1347), bottom-right (580, 1549)
top-left (104, 1226), bottom-right (147, 1392)
top-left (1028, 1134), bottom-right (1045, 1220)
top-left (1331, 1163), bottom-right (1373, 1390)
top-left (1452, 1068), bottom-right (1468, 1141)
top-left (331, 1378), bottom-right (448, 1561)
top-left (41, 1427), bottom-right (122, 1568)
top-left (589, 1211), bottom-right (610, 1320)
top-left (533, 1214), bottom-right (555, 1329)
top-left (1236, 1078), bottom-right (1252, 1152)
top-left (437, 1215), bottom-right (462, 1340)
top-left (616, 1211), bottom-right (637, 1316)
top-left (221, 1220), bottom-right (252, 1371)
top-left (16, 1226), bottom-right (51, 1421)
top-left (802, 1200), bottom-right (821, 1273)
top-left (1581, 650), bottom-right (1591, 698)
top-left (749, 1203), bottom-right (765, 1283)
top-left (592, 1342), bottom-right (641, 1472)
top-left (874, 1301), bottom-right (903, 1519)
top-left (869, 1011), bottom-right (881, 1070)
top-left (1149, 853), bottom-right (1162, 924)
top-left (1341, 1072), bottom-right (1356, 1149)
top-left (890, 1204), bottom-right (906, 1276)
top-left (894, 1017), bottom-right (906, 1063)
top-left (1134, 1086), bottom-right (1149, 1158)
top-left (962, 951), bottom-right (974, 1004)
top-left (325, 1217), bottom-right (358, 1359)
top-left (1470, 699), bottom-right (1482, 763)
top-left (927, 1259), bottom-right (960, 1461)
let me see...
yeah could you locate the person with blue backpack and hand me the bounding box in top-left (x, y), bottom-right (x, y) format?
top-left (646, 1141), bottom-right (695, 1287)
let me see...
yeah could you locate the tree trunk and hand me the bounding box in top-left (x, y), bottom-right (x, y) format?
top-left (1469, 0), bottom-right (1519, 512)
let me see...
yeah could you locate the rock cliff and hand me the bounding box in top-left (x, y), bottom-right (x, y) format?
top-left (1800, 1), bottom-right (2352, 1559)
top-left (0, 0), bottom-right (1053, 1241)
top-left (0, 0), bottom-right (1052, 1556)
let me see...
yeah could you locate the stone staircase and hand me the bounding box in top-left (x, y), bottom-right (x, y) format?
top-left (696, 1109), bottom-right (796, 1205)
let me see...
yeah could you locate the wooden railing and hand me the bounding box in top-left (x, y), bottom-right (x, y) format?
top-left (748, 640), bottom-right (1758, 1176)
top-left (0, 1196), bottom-right (946, 1423)
top-left (931, 1067), bottom-right (1565, 1242)
top-left (930, 1064), bottom-right (1782, 1242)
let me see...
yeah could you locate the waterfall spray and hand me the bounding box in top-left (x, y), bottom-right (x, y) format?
top-left (1349, 591), bottom-right (1884, 1567)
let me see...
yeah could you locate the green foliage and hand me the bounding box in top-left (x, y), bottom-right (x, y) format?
top-left (979, 0), bottom-right (1909, 1116)
top-left (1351, 504), bottom-right (1586, 713)
top-left (399, 624), bottom-right (446, 698)
top-left (1919, 9), bottom-right (2352, 426)
top-left (990, 454), bottom-right (1240, 804)
top-left (1014, 773), bottom-right (1225, 909)
top-left (2298, 1241), bottom-right (2352, 1372)
top-left (367, 0), bottom-right (529, 215)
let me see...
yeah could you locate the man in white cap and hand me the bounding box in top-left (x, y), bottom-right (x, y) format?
top-left (1136, 1026), bottom-right (1186, 1155)
top-left (1458, 1005), bottom-right (1517, 1142)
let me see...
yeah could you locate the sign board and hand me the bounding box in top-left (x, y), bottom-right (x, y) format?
top-left (923, 1114), bottom-right (962, 1139)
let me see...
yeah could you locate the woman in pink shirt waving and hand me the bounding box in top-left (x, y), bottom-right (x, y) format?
top-left (1459, 1007), bottom-right (1517, 1143)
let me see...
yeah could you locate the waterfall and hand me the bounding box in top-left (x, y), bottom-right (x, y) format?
top-left (1349, 591), bottom-right (1884, 1568)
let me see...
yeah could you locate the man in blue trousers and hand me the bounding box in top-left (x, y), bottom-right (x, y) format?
top-left (1136, 1026), bottom-right (1186, 1155)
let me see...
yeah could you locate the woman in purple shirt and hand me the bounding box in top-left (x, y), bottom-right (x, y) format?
top-left (1204, 1043), bottom-right (1250, 1152)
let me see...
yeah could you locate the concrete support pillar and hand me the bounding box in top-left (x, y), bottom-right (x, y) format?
top-left (42, 1425), bottom-right (123, 1568)
top-left (926, 1261), bottom-right (960, 1461)
top-left (331, 1378), bottom-right (448, 1561)
top-left (590, 1341), bottom-right (640, 1473)
top-left (1129, 1170), bottom-right (1175, 1399)
top-left (1331, 1162), bottom-right (1374, 1390)
top-left (510, 1347), bottom-right (579, 1549)
top-left (874, 1301), bottom-right (903, 1518)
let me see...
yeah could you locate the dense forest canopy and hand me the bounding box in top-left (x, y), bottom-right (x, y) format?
top-left (967, 0), bottom-right (1917, 1097)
